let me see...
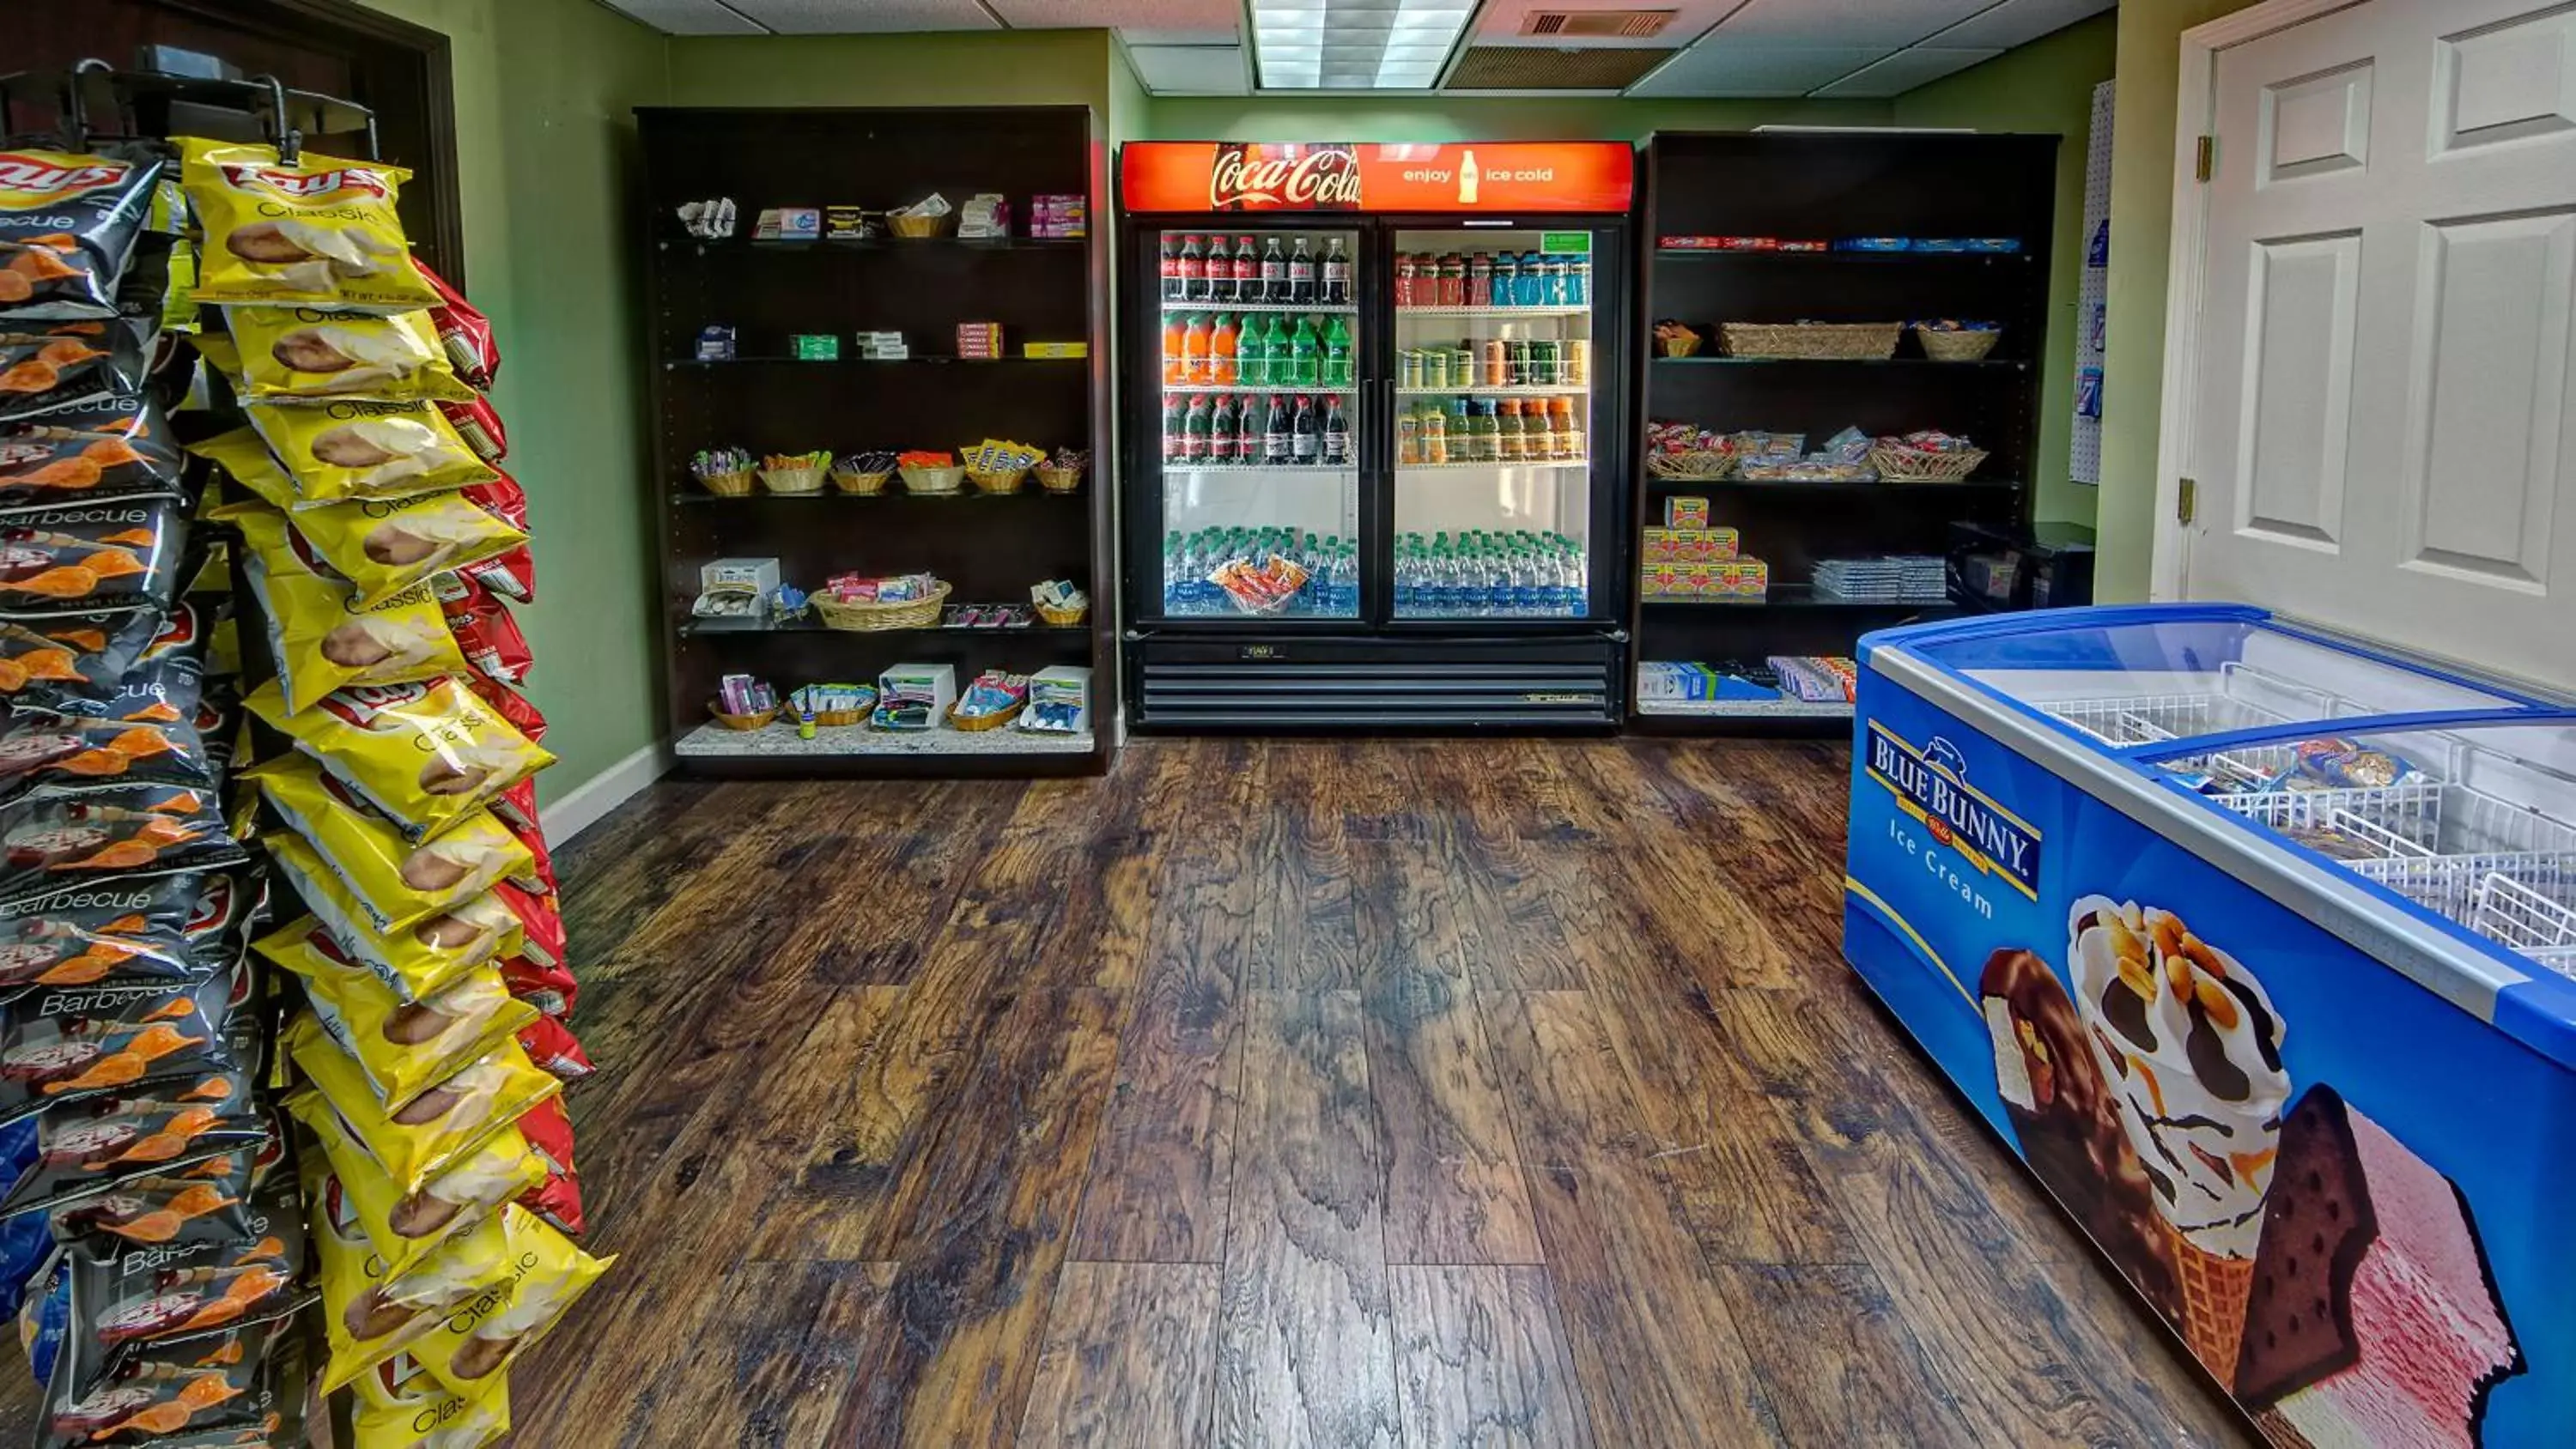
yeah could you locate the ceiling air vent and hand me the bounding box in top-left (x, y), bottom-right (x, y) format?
top-left (1447, 45), bottom-right (1675, 90)
top-left (1519, 9), bottom-right (1676, 39)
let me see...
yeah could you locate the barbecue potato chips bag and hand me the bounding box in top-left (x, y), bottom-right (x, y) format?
top-left (353, 1349), bottom-right (509, 1449)
top-left (310, 1145), bottom-right (509, 1392)
top-left (258, 757), bottom-right (532, 934)
top-left (0, 713), bottom-right (216, 803)
top-left (234, 508), bottom-right (465, 715)
top-left (0, 1071), bottom-right (263, 1222)
top-left (307, 1115), bottom-right (540, 1282)
top-left (0, 498), bottom-right (185, 621)
top-left (0, 868), bottom-right (245, 990)
top-left (0, 396), bottom-right (184, 509)
top-left (244, 397), bottom-right (494, 506)
top-left (0, 318), bottom-right (154, 423)
top-left (284, 1021), bottom-right (557, 1195)
top-left (247, 676), bottom-right (550, 844)
top-left (0, 147), bottom-right (166, 319)
top-left (227, 305), bottom-right (472, 403)
top-left (0, 785), bottom-right (244, 906)
top-left (200, 429), bottom-right (524, 605)
top-left (47, 1120), bottom-right (288, 1249)
top-left (39, 1306), bottom-right (309, 1449)
top-left (179, 142), bottom-right (435, 311)
top-left (407, 1204), bottom-right (607, 1391)
top-left (0, 610), bottom-right (163, 707)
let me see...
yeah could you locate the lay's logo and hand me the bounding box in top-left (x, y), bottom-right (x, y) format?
top-left (0, 152), bottom-right (130, 201)
top-left (217, 162), bottom-right (394, 202)
top-left (1867, 722), bottom-right (2043, 899)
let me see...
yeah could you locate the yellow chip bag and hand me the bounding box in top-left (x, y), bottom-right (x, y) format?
top-left (246, 675), bottom-right (552, 843)
top-left (259, 912), bottom-right (482, 1015)
top-left (180, 141), bottom-right (437, 311)
top-left (226, 305), bottom-right (474, 403)
top-left (233, 506), bottom-right (467, 713)
top-left (351, 1349), bottom-right (510, 1449)
top-left (245, 397), bottom-right (495, 506)
top-left (287, 1017), bottom-right (561, 1195)
top-left (307, 1110), bottom-right (544, 1281)
top-left (312, 1144), bottom-right (513, 1392)
top-left (259, 755), bottom-right (535, 931)
top-left (410, 1205), bottom-right (611, 1391)
top-left (190, 329), bottom-right (243, 383)
top-left (268, 918), bottom-right (535, 1112)
top-left (197, 427), bottom-right (525, 605)
top-left (266, 833), bottom-right (526, 985)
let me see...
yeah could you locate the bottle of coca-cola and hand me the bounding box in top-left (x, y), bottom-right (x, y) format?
top-left (1163, 394), bottom-right (1185, 461)
top-left (1159, 233), bottom-right (1183, 301)
top-left (1183, 394), bottom-right (1212, 460)
top-left (1209, 393), bottom-right (1238, 461)
top-left (1179, 234), bottom-right (1207, 302)
top-left (1321, 237), bottom-right (1350, 306)
top-left (1232, 237), bottom-right (1259, 307)
top-left (1321, 396), bottom-right (1350, 466)
top-left (1288, 237), bottom-right (1316, 305)
top-left (1206, 240), bottom-right (1236, 304)
top-left (1261, 237), bottom-right (1288, 304)
top-left (1291, 393), bottom-right (1320, 464)
top-left (1262, 393), bottom-right (1291, 464)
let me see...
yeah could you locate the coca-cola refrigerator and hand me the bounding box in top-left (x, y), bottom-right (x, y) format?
top-left (1117, 140), bottom-right (1637, 730)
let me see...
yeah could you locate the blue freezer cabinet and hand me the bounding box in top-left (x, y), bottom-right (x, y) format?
top-left (1841, 603), bottom-right (2576, 1449)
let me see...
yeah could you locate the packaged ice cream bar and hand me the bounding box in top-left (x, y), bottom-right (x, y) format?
top-left (224, 305), bottom-right (475, 403)
top-left (179, 141), bottom-right (436, 312)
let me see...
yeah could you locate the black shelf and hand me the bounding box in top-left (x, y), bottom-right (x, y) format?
top-left (1645, 588), bottom-right (1962, 613)
top-left (1646, 475), bottom-right (2020, 494)
top-left (666, 355), bottom-right (1084, 369)
top-left (1655, 248), bottom-right (2031, 264)
top-left (1653, 355), bottom-right (2027, 372)
top-left (678, 618), bottom-right (1090, 639)
top-left (663, 235), bottom-right (1086, 254)
top-left (673, 488), bottom-right (1085, 506)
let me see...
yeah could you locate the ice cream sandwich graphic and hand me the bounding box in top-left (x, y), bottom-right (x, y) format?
top-left (2239, 1086), bottom-right (2521, 1447)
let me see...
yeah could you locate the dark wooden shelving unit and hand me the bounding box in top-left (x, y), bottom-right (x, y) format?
top-left (1630, 130), bottom-right (2057, 734)
top-left (640, 106), bottom-right (1112, 777)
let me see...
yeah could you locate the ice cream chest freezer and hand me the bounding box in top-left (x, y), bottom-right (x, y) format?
top-left (1842, 602), bottom-right (2576, 1448)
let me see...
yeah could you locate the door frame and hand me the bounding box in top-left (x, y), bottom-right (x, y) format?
top-left (2150, 0), bottom-right (2374, 601)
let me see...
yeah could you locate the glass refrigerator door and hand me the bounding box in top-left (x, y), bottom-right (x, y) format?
top-left (1388, 227), bottom-right (1598, 620)
top-left (1155, 225), bottom-right (1363, 621)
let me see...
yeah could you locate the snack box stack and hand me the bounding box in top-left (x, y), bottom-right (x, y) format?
top-left (1812, 555), bottom-right (1946, 603)
top-left (955, 323), bottom-right (1005, 361)
top-left (1640, 526), bottom-right (1740, 564)
top-left (1021, 665), bottom-right (1093, 735)
top-left (1030, 194), bottom-right (1087, 240)
top-left (168, 138), bottom-right (603, 1444)
top-left (873, 663), bottom-right (957, 731)
top-left (1641, 557), bottom-right (1769, 601)
top-left (1638, 661), bottom-right (1778, 702)
top-left (1771, 655), bottom-right (1860, 703)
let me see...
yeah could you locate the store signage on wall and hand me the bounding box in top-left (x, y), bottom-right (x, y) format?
top-left (1121, 142), bottom-right (1634, 214)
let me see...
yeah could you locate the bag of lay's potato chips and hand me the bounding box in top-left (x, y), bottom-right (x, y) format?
top-left (0, 712), bottom-right (217, 803)
top-left (307, 1113), bottom-right (541, 1283)
top-left (308, 1143), bottom-right (510, 1393)
top-left (0, 1072), bottom-right (265, 1223)
top-left (509, 1094), bottom-right (585, 1237)
top-left (276, 942), bottom-right (534, 1115)
top-left (258, 756), bottom-right (533, 931)
top-left (245, 397), bottom-right (493, 506)
top-left (0, 497), bottom-right (187, 621)
top-left (225, 306), bottom-right (473, 403)
top-left (0, 609), bottom-right (166, 710)
top-left (0, 317), bottom-right (155, 424)
top-left (409, 1204), bottom-right (609, 1391)
top-left (353, 1349), bottom-right (509, 1449)
top-left (47, 1119), bottom-right (290, 1248)
top-left (0, 146), bottom-right (167, 320)
top-left (247, 676), bottom-right (551, 844)
top-left (199, 430), bottom-right (525, 607)
top-left (233, 508), bottom-right (465, 715)
top-left (0, 396), bottom-right (184, 510)
top-left (284, 1019), bottom-right (557, 1195)
top-left (179, 142), bottom-right (435, 312)
top-left (38, 1299), bottom-right (310, 1449)
top-left (266, 828), bottom-right (523, 978)
top-left (255, 908), bottom-right (491, 1017)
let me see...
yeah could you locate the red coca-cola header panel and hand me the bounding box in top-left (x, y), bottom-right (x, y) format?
top-left (1121, 141), bottom-right (1634, 215)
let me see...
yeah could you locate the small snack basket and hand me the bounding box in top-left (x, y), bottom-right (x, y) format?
top-left (831, 451), bottom-right (896, 495)
top-left (692, 446), bottom-right (756, 497)
top-left (759, 450), bottom-right (829, 494)
top-left (947, 670), bottom-right (1030, 731)
top-left (1720, 320), bottom-right (1902, 361)
top-left (788, 682), bottom-right (875, 727)
top-left (1643, 421), bottom-right (1738, 480)
top-left (963, 438), bottom-right (1045, 495)
top-left (710, 673), bottom-right (778, 730)
top-left (888, 193), bottom-right (953, 239)
top-left (896, 450), bottom-right (964, 495)
top-left (1036, 446), bottom-right (1090, 494)
top-left (1912, 320), bottom-right (2002, 362)
top-left (1868, 429), bottom-right (1989, 482)
top-left (813, 572), bottom-right (950, 631)
top-left (1031, 579), bottom-right (1088, 627)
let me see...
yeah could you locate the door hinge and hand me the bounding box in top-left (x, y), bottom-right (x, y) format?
top-left (2177, 476), bottom-right (2198, 524)
top-left (2195, 136), bottom-right (2215, 182)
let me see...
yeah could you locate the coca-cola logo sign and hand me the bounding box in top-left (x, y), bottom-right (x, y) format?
top-left (1209, 144), bottom-right (1361, 210)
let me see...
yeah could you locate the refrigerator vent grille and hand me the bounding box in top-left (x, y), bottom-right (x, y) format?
top-left (1136, 653), bottom-right (1619, 729)
top-left (1520, 9), bottom-right (1677, 38)
top-left (1446, 45), bottom-right (1676, 91)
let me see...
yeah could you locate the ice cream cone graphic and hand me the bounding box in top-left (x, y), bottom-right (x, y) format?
top-left (2067, 895), bottom-right (2289, 1391)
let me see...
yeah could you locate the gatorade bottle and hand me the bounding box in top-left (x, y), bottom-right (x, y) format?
top-left (1211, 314), bottom-right (1238, 385)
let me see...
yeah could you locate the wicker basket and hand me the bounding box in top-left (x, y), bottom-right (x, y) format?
top-left (759, 465), bottom-right (825, 495)
top-left (1916, 326), bottom-right (2002, 362)
top-left (968, 466), bottom-right (1030, 495)
top-left (1035, 463), bottom-right (1084, 493)
top-left (1646, 450), bottom-right (1739, 481)
top-left (813, 582), bottom-right (950, 631)
top-left (699, 470), bottom-right (755, 498)
top-left (1721, 321), bottom-right (1901, 361)
top-left (1655, 330), bottom-right (1704, 358)
top-left (1868, 442), bottom-right (1990, 482)
top-left (1035, 601), bottom-right (1088, 627)
top-left (888, 212), bottom-right (951, 239)
top-left (946, 699), bottom-right (1024, 732)
top-left (805, 705), bottom-right (869, 727)
top-left (708, 703), bottom-right (776, 731)
top-left (900, 464), bottom-right (965, 495)
top-left (829, 468), bottom-right (891, 495)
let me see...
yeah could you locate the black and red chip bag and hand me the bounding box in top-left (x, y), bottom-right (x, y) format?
top-left (0, 318), bottom-right (154, 426)
top-left (0, 397), bottom-right (184, 511)
top-left (468, 676), bottom-right (544, 744)
top-left (513, 1094), bottom-right (582, 1237)
top-left (0, 712), bottom-right (217, 804)
top-left (0, 146), bottom-right (167, 321)
top-left (0, 1070), bottom-right (263, 1222)
top-left (415, 259), bottom-right (497, 391)
top-left (516, 1013), bottom-right (590, 1083)
top-left (0, 865), bottom-right (255, 991)
top-left (0, 960), bottom-right (251, 1124)
top-left (433, 574), bottom-right (530, 687)
top-left (436, 395), bottom-right (506, 464)
top-left (0, 785), bottom-right (246, 902)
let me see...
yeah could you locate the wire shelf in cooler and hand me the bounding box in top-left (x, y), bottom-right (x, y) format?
top-left (2474, 875), bottom-right (2576, 976)
top-left (1162, 464), bottom-right (1357, 476)
top-left (1163, 384), bottom-right (1358, 396)
top-left (1396, 306), bottom-right (1590, 318)
top-left (1397, 458), bottom-right (1589, 471)
top-left (1160, 300), bottom-right (1358, 315)
top-left (1396, 385), bottom-right (1589, 398)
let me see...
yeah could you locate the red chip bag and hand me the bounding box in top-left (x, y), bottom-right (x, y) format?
top-left (415, 258), bottom-right (499, 391)
top-left (454, 468), bottom-right (534, 603)
top-left (495, 876), bottom-right (574, 1017)
top-left (438, 394), bottom-right (507, 462)
top-left (513, 1094), bottom-right (584, 1237)
top-left (490, 776), bottom-right (538, 834)
top-left (471, 674), bottom-right (546, 743)
top-left (435, 574), bottom-right (532, 686)
top-left (517, 1012), bottom-right (592, 1082)
top-left (507, 811), bottom-right (556, 899)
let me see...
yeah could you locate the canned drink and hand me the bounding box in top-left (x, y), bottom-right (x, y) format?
top-left (1491, 252), bottom-right (1517, 308)
top-left (1563, 339), bottom-right (1589, 385)
top-left (1400, 349), bottom-right (1424, 390)
top-left (1423, 347), bottom-right (1448, 390)
top-left (1482, 338), bottom-right (1509, 388)
top-left (1529, 340), bottom-right (1558, 386)
top-left (1467, 252), bottom-right (1492, 307)
top-left (1506, 338), bottom-right (1533, 387)
top-left (1451, 344), bottom-right (1473, 385)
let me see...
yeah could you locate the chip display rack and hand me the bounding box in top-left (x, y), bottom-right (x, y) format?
top-left (640, 106), bottom-right (1113, 778)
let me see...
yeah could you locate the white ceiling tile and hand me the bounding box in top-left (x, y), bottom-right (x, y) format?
top-left (993, 0), bottom-right (1237, 27)
top-left (1810, 45), bottom-right (2004, 96)
top-left (1469, 0), bottom-right (1748, 48)
top-left (1120, 27), bottom-right (1243, 45)
top-left (1927, 0), bottom-right (2115, 48)
top-left (723, 0), bottom-right (999, 33)
top-left (1130, 44), bottom-right (1250, 94)
top-left (1713, 0), bottom-right (1996, 48)
top-left (1631, 43), bottom-right (1898, 96)
top-left (593, 0), bottom-right (770, 33)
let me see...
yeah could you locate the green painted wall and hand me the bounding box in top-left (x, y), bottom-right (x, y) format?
top-left (1893, 13), bottom-right (2116, 530)
top-left (2098, 0), bottom-right (2263, 601)
top-left (355, 0), bottom-right (669, 808)
top-left (1146, 94), bottom-right (1886, 141)
top-left (663, 31), bottom-right (1113, 109)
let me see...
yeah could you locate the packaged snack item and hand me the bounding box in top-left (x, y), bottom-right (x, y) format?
top-left (0, 961), bottom-right (250, 1123)
top-left (311, 1149), bottom-right (509, 1391)
top-left (284, 1023), bottom-right (558, 1195)
top-left (466, 674), bottom-right (545, 745)
top-left (179, 142), bottom-right (434, 310)
top-left (23, 599), bottom-right (210, 725)
top-left (514, 1014), bottom-right (590, 1086)
top-left (510, 1094), bottom-right (584, 1236)
top-left (0, 1072), bottom-right (262, 1221)
top-left (0, 497), bottom-right (185, 618)
top-left (2280, 737), bottom-right (2419, 791)
top-left (0, 318), bottom-right (154, 422)
top-left (258, 757), bottom-right (532, 931)
top-left (0, 867), bottom-right (247, 989)
top-left (352, 1349), bottom-right (509, 1449)
top-left (48, 1122), bottom-right (289, 1247)
top-left (437, 393), bottom-right (507, 463)
top-left (246, 677), bottom-right (552, 844)
top-left (210, 441), bottom-right (526, 606)
top-left (244, 397), bottom-right (495, 506)
top-left (39, 1304), bottom-right (308, 1449)
top-left (225, 305), bottom-right (474, 403)
top-left (433, 574), bottom-right (530, 687)
top-left (234, 508), bottom-right (465, 713)
top-left (0, 712), bottom-right (216, 802)
top-left (308, 967), bottom-right (534, 1117)
top-left (35, 1175), bottom-right (303, 1363)
top-left (414, 259), bottom-right (496, 391)
top-left (255, 900), bottom-right (501, 1017)
top-left (0, 147), bottom-right (167, 319)
top-left (407, 1203), bottom-right (608, 1388)
top-left (312, 1119), bottom-right (540, 1287)
top-left (0, 785), bottom-right (244, 902)
top-left (0, 609), bottom-right (164, 706)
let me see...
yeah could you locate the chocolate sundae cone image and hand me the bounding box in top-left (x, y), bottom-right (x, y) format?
top-left (2239, 1086), bottom-right (2521, 1447)
top-left (2068, 896), bottom-right (2289, 1390)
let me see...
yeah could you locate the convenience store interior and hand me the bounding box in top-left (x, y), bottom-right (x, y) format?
top-left (7, 1), bottom-right (2573, 1445)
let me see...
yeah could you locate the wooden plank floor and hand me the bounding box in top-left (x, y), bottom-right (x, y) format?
top-left (0, 738), bottom-right (2255, 1446)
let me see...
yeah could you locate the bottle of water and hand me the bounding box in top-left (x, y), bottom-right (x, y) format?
top-left (1330, 543), bottom-right (1355, 615)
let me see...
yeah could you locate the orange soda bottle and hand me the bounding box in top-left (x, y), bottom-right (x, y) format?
top-left (1163, 314), bottom-right (1187, 384)
top-left (1182, 314), bottom-right (1212, 385)
top-left (1211, 313), bottom-right (1239, 385)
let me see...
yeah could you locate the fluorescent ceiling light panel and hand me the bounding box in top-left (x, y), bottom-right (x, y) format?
top-left (1254, 0), bottom-right (1471, 89)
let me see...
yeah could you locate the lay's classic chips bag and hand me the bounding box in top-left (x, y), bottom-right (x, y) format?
top-left (246, 677), bottom-right (551, 844)
top-left (199, 428), bottom-right (524, 605)
top-left (310, 1146), bottom-right (510, 1392)
top-left (352, 1349), bottom-right (509, 1449)
top-left (179, 142), bottom-right (435, 311)
top-left (227, 305), bottom-right (473, 403)
top-left (0, 148), bottom-right (167, 319)
top-left (233, 507), bottom-right (465, 715)
top-left (257, 755), bottom-right (534, 935)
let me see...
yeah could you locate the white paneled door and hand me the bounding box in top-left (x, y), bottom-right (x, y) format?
top-left (2175, 0), bottom-right (2576, 691)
